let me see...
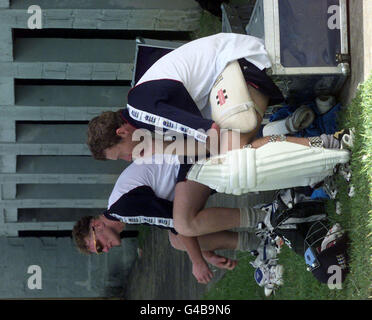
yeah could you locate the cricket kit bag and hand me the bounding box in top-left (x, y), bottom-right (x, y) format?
top-left (256, 188), bottom-right (349, 285)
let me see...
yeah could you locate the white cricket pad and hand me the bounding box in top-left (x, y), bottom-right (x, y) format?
top-left (187, 141), bottom-right (350, 195)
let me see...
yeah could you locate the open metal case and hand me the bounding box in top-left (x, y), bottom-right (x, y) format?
top-left (223, 0), bottom-right (350, 105)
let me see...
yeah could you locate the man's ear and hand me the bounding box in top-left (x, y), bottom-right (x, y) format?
top-left (92, 216), bottom-right (104, 231)
top-left (115, 124), bottom-right (128, 138)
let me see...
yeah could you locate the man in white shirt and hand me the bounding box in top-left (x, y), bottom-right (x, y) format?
top-left (88, 33), bottom-right (284, 160)
top-left (72, 154), bottom-right (268, 284)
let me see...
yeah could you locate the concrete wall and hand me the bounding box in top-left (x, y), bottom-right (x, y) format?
top-left (338, 0), bottom-right (372, 107)
top-left (0, 236), bottom-right (138, 298)
top-left (0, 0), bottom-right (201, 298)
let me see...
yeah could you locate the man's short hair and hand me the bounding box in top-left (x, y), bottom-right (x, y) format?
top-left (72, 215), bottom-right (95, 255)
top-left (87, 110), bottom-right (125, 160)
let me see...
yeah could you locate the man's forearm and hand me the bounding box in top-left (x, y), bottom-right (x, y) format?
top-left (250, 135), bottom-right (310, 149)
top-left (178, 234), bottom-right (204, 262)
top-left (177, 234), bottom-right (206, 264)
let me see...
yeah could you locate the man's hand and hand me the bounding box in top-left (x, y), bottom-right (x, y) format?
top-left (192, 260), bottom-right (213, 284)
top-left (202, 251), bottom-right (237, 270)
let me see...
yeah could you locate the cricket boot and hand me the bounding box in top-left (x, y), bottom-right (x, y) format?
top-left (254, 261), bottom-right (284, 297)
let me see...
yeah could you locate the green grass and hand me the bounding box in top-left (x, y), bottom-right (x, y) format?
top-left (334, 75), bottom-right (372, 299)
top-left (190, 0), bottom-right (252, 40)
top-left (204, 75), bottom-right (372, 300)
top-left (191, 10), bottom-right (221, 40)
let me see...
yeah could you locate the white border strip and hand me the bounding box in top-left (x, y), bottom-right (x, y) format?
top-left (110, 213), bottom-right (174, 229)
top-left (127, 104), bottom-right (208, 143)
